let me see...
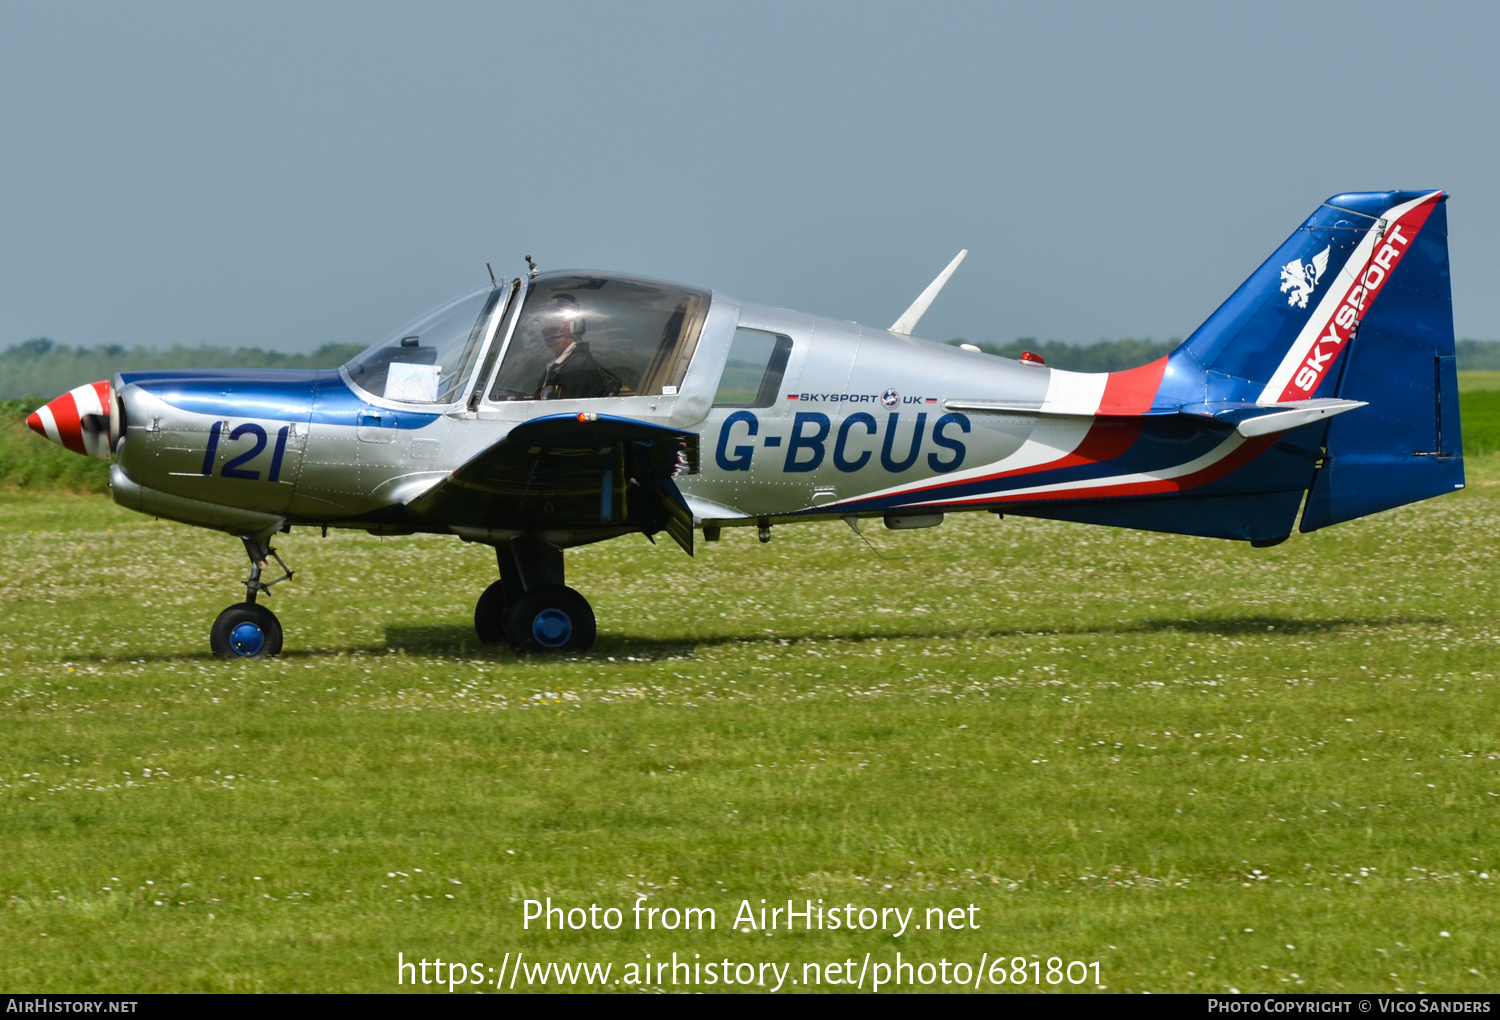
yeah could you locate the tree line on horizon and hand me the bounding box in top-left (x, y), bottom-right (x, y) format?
top-left (4, 335), bottom-right (1500, 403)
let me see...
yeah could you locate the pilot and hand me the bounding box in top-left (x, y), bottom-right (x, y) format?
top-left (534, 294), bottom-right (618, 400)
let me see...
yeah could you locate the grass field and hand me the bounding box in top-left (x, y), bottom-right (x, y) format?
top-left (1459, 370), bottom-right (1500, 392)
top-left (1460, 375), bottom-right (1500, 456)
top-left (2, 454), bottom-right (1498, 994)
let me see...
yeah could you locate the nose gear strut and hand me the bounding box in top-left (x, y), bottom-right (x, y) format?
top-left (241, 537), bottom-right (294, 604)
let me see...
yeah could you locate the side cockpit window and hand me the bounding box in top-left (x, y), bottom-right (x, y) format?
top-left (488, 273), bottom-right (709, 402)
top-left (345, 287), bottom-right (499, 404)
top-left (713, 328), bottom-right (793, 408)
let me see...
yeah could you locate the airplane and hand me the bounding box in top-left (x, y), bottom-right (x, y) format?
top-left (27, 190), bottom-right (1464, 659)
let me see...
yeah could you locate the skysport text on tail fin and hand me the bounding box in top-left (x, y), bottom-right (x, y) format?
top-left (1150, 189), bottom-right (1462, 531)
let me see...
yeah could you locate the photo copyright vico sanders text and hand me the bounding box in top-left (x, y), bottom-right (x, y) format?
top-left (1209, 1001), bottom-right (1490, 1013)
top-left (396, 897), bottom-right (1103, 990)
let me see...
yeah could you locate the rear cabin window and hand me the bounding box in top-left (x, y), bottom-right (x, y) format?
top-left (712, 328), bottom-right (793, 407)
top-left (488, 273), bottom-right (709, 402)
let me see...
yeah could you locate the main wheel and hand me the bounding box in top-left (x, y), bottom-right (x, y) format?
top-left (474, 579), bottom-right (509, 645)
top-left (505, 585), bottom-right (596, 654)
top-left (210, 602), bottom-right (284, 659)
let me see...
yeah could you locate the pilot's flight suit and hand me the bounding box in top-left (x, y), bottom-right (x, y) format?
top-left (536, 341), bottom-right (619, 400)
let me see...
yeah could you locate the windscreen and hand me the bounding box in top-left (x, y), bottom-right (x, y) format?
top-left (344, 286), bottom-right (499, 404)
top-left (489, 273), bottom-right (709, 402)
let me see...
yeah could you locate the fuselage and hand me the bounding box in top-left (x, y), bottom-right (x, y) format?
top-left (94, 270), bottom-right (1320, 549)
top-left (104, 293), bottom-right (1034, 534)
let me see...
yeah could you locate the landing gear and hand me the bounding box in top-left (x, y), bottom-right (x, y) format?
top-left (507, 585), bottom-right (595, 653)
top-left (474, 536), bottom-right (596, 653)
top-left (210, 537), bottom-right (293, 660)
top-left (474, 579), bottom-right (509, 645)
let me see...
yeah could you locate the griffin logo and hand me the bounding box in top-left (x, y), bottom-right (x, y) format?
top-left (1279, 246), bottom-right (1330, 309)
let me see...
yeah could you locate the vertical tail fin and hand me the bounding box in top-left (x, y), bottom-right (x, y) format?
top-left (1148, 190), bottom-right (1461, 527)
top-left (1153, 191), bottom-right (1447, 405)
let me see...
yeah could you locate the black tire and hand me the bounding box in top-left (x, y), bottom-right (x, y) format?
top-left (505, 585), bottom-right (596, 654)
top-left (251, 603), bottom-right (285, 656)
top-left (474, 579), bottom-right (509, 645)
top-left (210, 602), bottom-right (283, 659)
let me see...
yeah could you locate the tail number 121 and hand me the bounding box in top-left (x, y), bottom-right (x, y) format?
top-left (202, 422), bottom-right (292, 482)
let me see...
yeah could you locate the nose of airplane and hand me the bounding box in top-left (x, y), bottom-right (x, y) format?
top-left (27, 380), bottom-right (114, 460)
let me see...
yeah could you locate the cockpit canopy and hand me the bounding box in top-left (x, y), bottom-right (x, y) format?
top-left (343, 272), bottom-right (711, 406)
top-left (488, 273), bottom-right (709, 402)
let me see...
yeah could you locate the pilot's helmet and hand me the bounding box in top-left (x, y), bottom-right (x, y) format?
top-left (541, 294), bottom-right (585, 341)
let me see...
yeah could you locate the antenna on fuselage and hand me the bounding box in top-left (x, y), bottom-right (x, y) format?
top-left (487, 262), bottom-right (497, 287)
top-left (525, 254), bottom-right (539, 279)
top-left (889, 249), bottom-right (968, 336)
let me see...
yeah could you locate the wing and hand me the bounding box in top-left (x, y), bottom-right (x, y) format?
top-left (409, 413), bottom-right (699, 554)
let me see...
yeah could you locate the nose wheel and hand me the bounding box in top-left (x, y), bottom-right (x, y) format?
top-left (210, 602), bottom-right (284, 659)
top-left (210, 536), bottom-right (293, 659)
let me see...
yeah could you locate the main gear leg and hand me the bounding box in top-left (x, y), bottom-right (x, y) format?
top-left (474, 536), bottom-right (595, 653)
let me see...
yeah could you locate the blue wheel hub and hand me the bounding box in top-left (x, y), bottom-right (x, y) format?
top-left (531, 608), bottom-right (573, 648)
top-left (229, 621), bottom-right (266, 656)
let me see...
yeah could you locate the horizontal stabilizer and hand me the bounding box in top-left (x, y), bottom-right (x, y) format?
top-left (943, 396), bottom-right (1365, 438)
top-left (1179, 398), bottom-right (1367, 437)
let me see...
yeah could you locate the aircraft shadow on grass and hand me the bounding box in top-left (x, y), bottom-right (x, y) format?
top-left (73, 612), bottom-right (1448, 666)
top-left (376, 613), bottom-right (1446, 661)
top-left (1120, 614), bottom-right (1446, 637)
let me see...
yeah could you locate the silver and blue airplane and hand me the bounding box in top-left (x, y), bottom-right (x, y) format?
top-left (28, 190), bottom-right (1464, 658)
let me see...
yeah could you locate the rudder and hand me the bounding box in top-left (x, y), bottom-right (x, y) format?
top-left (1298, 194), bottom-right (1464, 530)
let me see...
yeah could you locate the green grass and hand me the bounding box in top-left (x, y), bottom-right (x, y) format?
top-left (1, 456), bottom-right (1499, 993)
top-left (1462, 390), bottom-right (1500, 455)
top-left (1457, 370), bottom-right (1500, 393)
top-left (1459, 371), bottom-right (1500, 456)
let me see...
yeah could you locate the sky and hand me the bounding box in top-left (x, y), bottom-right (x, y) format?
top-left (3, 1), bottom-right (1498, 355)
